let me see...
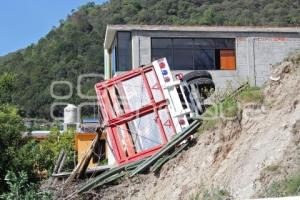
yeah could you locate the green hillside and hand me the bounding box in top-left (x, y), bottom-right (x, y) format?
top-left (0, 0), bottom-right (299, 119)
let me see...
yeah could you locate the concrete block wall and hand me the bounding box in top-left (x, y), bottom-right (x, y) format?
top-left (253, 37), bottom-right (300, 86)
top-left (132, 31), bottom-right (151, 67)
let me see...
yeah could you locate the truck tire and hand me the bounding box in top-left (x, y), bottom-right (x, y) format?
top-left (188, 77), bottom-right (215, 99)
top-left (183, 71), bottom-right (212, 82)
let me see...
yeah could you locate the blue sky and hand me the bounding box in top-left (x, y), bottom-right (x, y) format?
top-left (0, 0), bottom-right (106, 56)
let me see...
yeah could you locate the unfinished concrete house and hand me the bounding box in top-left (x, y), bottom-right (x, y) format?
top-left (103, 25), bottom-right (300, 89)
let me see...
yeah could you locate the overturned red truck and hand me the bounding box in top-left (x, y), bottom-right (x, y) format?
top-left (95, 58), bottom-right (214, 165)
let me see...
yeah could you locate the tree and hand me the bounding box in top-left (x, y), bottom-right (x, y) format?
top-left (38, 128), bottom-right (75, 173)
top-left (0, 73), bottom-right (15, 104)
top-left (0, 105), bottom-right (25, 192)
top-left (0, 104), bottom-right (75, 192)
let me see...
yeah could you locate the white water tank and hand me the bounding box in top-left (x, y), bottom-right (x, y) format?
top-left (64, 104), bottom-right (78, 124)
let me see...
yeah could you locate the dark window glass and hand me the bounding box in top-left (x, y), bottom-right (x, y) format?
top-left (194, 49), bottom-right (215, 70)
top-left (152, 48), bottom-right (173, 66)
top-left (173, 39), bottom-right (193, 48)
top-left (152, 38), bottom-right (173, 67)
top-left (194, 39), bottom-right (215, 49)
top-left (173, 39), bottom-right (193, 70)
top-left (173, 49), bottom-right (194, 70)
top-left (215, 38), bottom-right (235, 49)
top-left (152, 38), bottom-right (172, 48)
top-left (117, 32), bottom-right (132, 71)
top-left (151, 38), bottom-right (235, 70)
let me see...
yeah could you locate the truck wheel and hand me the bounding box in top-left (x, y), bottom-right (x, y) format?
top-left (183, 71), bottom-right (212, 82)
top-left (188, 77), bottom-right (215, 99)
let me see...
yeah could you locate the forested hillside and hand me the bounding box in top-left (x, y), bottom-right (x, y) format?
top-left (0, 0), bottom-right (299, 119)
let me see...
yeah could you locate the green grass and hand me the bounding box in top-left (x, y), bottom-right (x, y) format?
top-left (237, 86), bottom-right (263, 104)
top-left (197, 118), bottom-right (220, 134)
top-left (197, 85), bottom-right (263, 135)
top-left (222, 98), bottom-right (239, 118)
top-left (198, 96), bottom-right (239, 134)
top-left (190, 188), bottom-right (231, 200)
top-left (262, 172), bottom-right (300, 197)
top-left (202, 97), bottom-right (239, 119)
top-left (264, 164), bottom-right (280, 172)
top-left (99, 158), bottom-right (108, 165)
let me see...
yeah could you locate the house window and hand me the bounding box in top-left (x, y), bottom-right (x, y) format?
top-left (151, 39), bottom-right (173, 67)
top-left (116, 32), bottom-right (132, 71)
top-left (151, 38), bottom-right (236, 70)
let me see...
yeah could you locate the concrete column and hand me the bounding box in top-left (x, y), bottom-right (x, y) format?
top-left (139, 35), bottom-right (151, 65)
top-left (132, 31), bottom-right (139, 68)
top-left (132, 32), bottom-right (151, 68)
top-left (247, 37), bottom-right (256, 86)
top-left (104, 49), bottom-right (111, 80)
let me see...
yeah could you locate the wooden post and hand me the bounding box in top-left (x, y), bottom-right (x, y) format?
top-left (77, 131), bottom-right (101, 178)
top-left (48, 150), bottom-right (64, 186)
top-left (53, 150), bottom-right (64, 173)
top-left (52, 151), bottom-right (67, 186)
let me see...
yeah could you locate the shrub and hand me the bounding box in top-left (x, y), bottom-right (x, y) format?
top-left (0, 171), bottom-right (52, 200)
top-left (203, 97), bottom-right (238, 119)
top-left (199, 96), bottom-right (239, 133)
top-left (38, 128), bottom-right (75, 173)
top-left (198, 85), bottom-right (263, 134)
top-left (237, 86), bottom-right (263, 104)
top-left (0, 105), bottom-right (27, 192)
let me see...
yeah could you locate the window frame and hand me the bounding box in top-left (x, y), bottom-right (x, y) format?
top-left (111, 38), bottom-right (117, 77)
top-left (151, 37), bottom-right (236, 71)
top-left (115, 31), bottom-right (132, 72)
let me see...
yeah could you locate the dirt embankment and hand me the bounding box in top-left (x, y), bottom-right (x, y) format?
top-left (75, 54), bottom-right (300, 200)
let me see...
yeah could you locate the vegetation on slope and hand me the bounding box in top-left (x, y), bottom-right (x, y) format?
top-left (262, 172), bottom-right (300, 197)
top-left (199, 84), bottom-right (263, 132)
top-left (0, 0), bottom-right (299, 119)
top-left (0, 171), bottom-right (52, 200)
top-left (0, 73), bottom-right (75, 194)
